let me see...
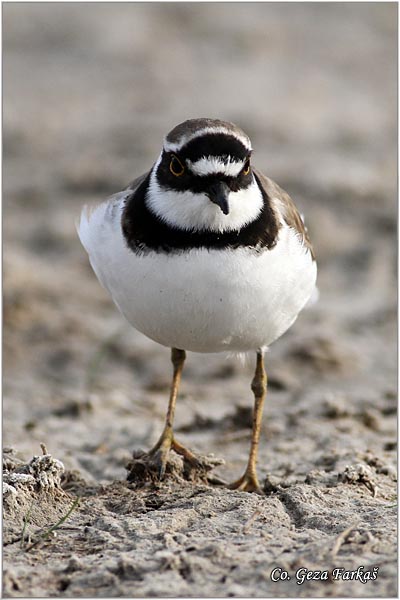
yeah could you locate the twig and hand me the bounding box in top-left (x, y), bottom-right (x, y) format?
top-left (242, 509), bottom-right (261, 534)
top-left (25, 497), bottom-right (80, 552)
top-left (40, 443), bottom-right (48, 456)
top-left (331, 524), bottom-right (358, 558)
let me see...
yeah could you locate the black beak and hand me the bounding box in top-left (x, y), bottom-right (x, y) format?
top-left (207, 181), bottom-right (230, 215)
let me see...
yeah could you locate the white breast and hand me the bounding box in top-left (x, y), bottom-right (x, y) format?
top-left (78, 195), bottom-right (317, 353)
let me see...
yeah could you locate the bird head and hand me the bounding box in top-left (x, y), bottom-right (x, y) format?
top-left (146, 118), bottom-right (263, 233)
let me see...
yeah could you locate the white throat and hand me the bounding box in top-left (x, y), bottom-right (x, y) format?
top-left (146, 166), bottom-right (264, 233)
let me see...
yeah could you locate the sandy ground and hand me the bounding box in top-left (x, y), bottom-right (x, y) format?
top-left (3, 3), bottom-right (397, 598)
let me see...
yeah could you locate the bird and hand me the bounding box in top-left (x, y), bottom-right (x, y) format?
top-left (78, 118), bottom-right (317, 493)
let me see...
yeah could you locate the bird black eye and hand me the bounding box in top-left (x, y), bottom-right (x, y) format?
top-left (242, 159), bottom-right (251, 176)
top-left (169, 155), bottom-right (185, 177)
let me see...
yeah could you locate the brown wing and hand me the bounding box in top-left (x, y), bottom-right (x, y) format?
top-left (254, 168), bottom-right (315, 260)
top-left (80, 171), bottom-right (151, 234)
top-left (126, 171), bottom-right (151, 193)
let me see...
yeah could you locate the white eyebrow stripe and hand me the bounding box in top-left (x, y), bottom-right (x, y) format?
top-left (187, 156), bottom-right (245, 177)
top-left (164, 126), bottom-right (252, 153)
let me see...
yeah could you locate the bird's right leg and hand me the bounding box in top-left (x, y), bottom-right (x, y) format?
top-left (148, 348), bottom-right (199, 478)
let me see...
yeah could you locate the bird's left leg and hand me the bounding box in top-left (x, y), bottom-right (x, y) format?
top-left (148, 348), bottom-right (199, 478)
top-left (229, 350), bottom-right (267, 494)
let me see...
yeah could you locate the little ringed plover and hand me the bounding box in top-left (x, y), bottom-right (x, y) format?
top-left (78, 118), bottom-right (317, 493)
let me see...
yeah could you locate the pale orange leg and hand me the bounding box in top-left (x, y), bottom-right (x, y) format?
top-left (229, 350), bottom-right (267, 494)
top-left (148, 348), bottom-right (200, 478)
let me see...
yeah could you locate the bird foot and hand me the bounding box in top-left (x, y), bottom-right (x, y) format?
top-left (148, 434), bottom-right (202, 480)
top-left (127, 428), bottom-right (224, 485)
top-left (228, 470), bottom-right (264, 494)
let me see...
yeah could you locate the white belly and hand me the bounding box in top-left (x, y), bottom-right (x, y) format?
top-left (79, 198), bottom-right (317, 353)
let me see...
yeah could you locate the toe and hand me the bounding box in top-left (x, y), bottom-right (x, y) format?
top-left (228, 473), bottom-right (264, 494)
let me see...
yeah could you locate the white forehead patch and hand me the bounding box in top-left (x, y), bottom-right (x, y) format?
top-left (186, 156), bottom-right (245, 178)
top-left (164, 126), bottom-right (252, 154)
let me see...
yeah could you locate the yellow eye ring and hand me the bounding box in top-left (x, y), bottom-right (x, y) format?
top-left (169, 155), bottom-right (185, 177)
top-left (242, 159), bottom-right (251, 176)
